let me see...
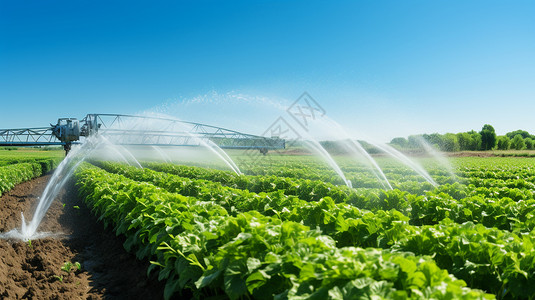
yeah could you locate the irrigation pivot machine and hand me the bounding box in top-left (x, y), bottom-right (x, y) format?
top-left (0, 114), bottom-right (285, 155)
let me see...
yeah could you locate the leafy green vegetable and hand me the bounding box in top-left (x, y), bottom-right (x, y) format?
top-left (75, 163), bottom-right (492, 299)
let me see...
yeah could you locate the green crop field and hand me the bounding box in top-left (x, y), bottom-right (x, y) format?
top-left (2, 147), bottom-right (535, 299)
top-left (2, 1), bottom-right (532, 298)
top-left (0, 149), bottom-right (63, 196)
top-left (68, 155), bottom-right (535, 299)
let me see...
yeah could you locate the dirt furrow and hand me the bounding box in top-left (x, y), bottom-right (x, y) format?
top-left (0, 175), bottom-right (165, 299)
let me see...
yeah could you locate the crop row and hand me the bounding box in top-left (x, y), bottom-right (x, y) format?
top-left (0, 159), bottom-right (59, 197)
top-left (187, 158), bottom-right (450, 190)
top-left (0, 163), bottom-right (42, 196)
top-left (93, 161), bottom-right (535, 297)
top-left (0, 157), bottom-right (61, 170)
top-left (74, 163), bottom-right (492, 299)
top-left (143, 161), bottom-right (432, 204)
top-left (112, 162), bottom-right (535, 234)
top-left (459, 166), bottom-right (535, 180)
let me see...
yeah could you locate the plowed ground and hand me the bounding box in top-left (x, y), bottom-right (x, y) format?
top-left (0, 175), bottom-right (166, 299)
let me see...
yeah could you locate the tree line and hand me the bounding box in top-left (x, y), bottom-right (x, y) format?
top-left (390, 125), bottom-right (535, 152)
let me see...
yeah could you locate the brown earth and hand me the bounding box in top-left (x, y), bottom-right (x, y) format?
top-left (0, 174), bottom-right (167, 299)
top-left (445, 151), bottom-right (495, 157)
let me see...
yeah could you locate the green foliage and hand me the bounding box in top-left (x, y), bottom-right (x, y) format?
top-left (390, 130), bottom-right (483, 152)
top-left (420, 133), bottom-right (461, 152)
top-left (0, 154), bottom-right (62, 196)
top-left (390, 137), bottom-right (408, 148)
top-left (505, 129), bottom-right (533, 140)
top-left (442, 133), bottom-right (460, 152)
top-left (407, 135), bottom-right (423, 149)
top-left (0, 163), bottom-right (42, 196)
top-left (457, 131), bottom-right (482, 151)
top-left (61, 261), bottom-right (81, 272)
top-left (74, 156), bottom-right (535, 299)
top-left (510, 134), bottom-right (526, 150)
top-left (387, 126), bottom-right (535, 152)
top-left (75, 162), bottom-right (492, 299)
top-left (524, 138), bottom-right (534, 150)
top-left (480, 124), bottom-right (497, 150)
top-left (496, 135), bottom-right (510, 150)
top-left (422, 133), bottom-right (443, 150)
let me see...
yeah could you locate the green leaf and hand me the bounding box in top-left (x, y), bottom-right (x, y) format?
top-left (196, 268), bottom-right (223, 289)
top-left (164, 278), bottom-right (180, 300)
top-left (247, 257), bottom-right (262, 273)
top-left (246, 271), bottom-right (268, 294)
top-left (224, 273), bottom-right (247, 300)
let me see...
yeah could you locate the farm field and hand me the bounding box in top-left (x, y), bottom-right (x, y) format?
top-left (0, 148), bottom-right (64, 162)
top-left (3, 1), bottom-right (532, 299)
top-left (2, 149), bottom-right (535, 299)
top-left (0, 149), bottom-right (165, 298)
top-left (0, 149), bottom-right (63, 197)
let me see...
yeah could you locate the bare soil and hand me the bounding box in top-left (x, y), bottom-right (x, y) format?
top-left (445, 151), bottom-right (495, 157)
top-left (0, 174), bottom-right (166, 299)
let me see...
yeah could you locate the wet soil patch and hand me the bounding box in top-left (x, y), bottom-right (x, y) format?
top-left (0, 175), bottom-right (165, 299)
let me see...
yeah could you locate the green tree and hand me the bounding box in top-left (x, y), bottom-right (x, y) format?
top-left (423, 133), bottom-right (443, 150)
top-left (480, 124), bottom-right (497, 150)
top-left (456, 132), bottom-right (470, 150)
top-left (441, 133), bottom-right (460, 152)
top-left (511, 134), bottom-right (526, 150)
top-left (407, 135), bottom-right (422, 149)
top-left (457, 131), bottom-right (481, 151)
top-left (390, 137), bottom-right (408, 148)
top-left (496, 136), bottom-right (511, 150)
top-left (467, 130), bottom-right (482, 150)
top-left (506, 130), bottom-right (533, 140)
top-left (524, 138), bottom-right (534, 150)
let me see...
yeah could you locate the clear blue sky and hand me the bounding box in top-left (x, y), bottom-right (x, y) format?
top-left (1, 0), bottom-right (534, 142)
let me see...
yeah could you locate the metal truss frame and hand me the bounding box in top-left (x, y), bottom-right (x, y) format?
top-left (0, 114), bottom-right (285, 150)
top-left (0, 127), bottom-right (64, 146)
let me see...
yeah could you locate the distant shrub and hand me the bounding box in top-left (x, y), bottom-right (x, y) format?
top-left (496, 136), bottom-right (511, 150)
top-left (511, 134), bottom-right (526, 150)
top-left (524, 138), bottom-right (534, 150)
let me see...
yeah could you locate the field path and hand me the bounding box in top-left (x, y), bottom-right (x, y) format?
top-left (0, 174), bottom-right (165, 299)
